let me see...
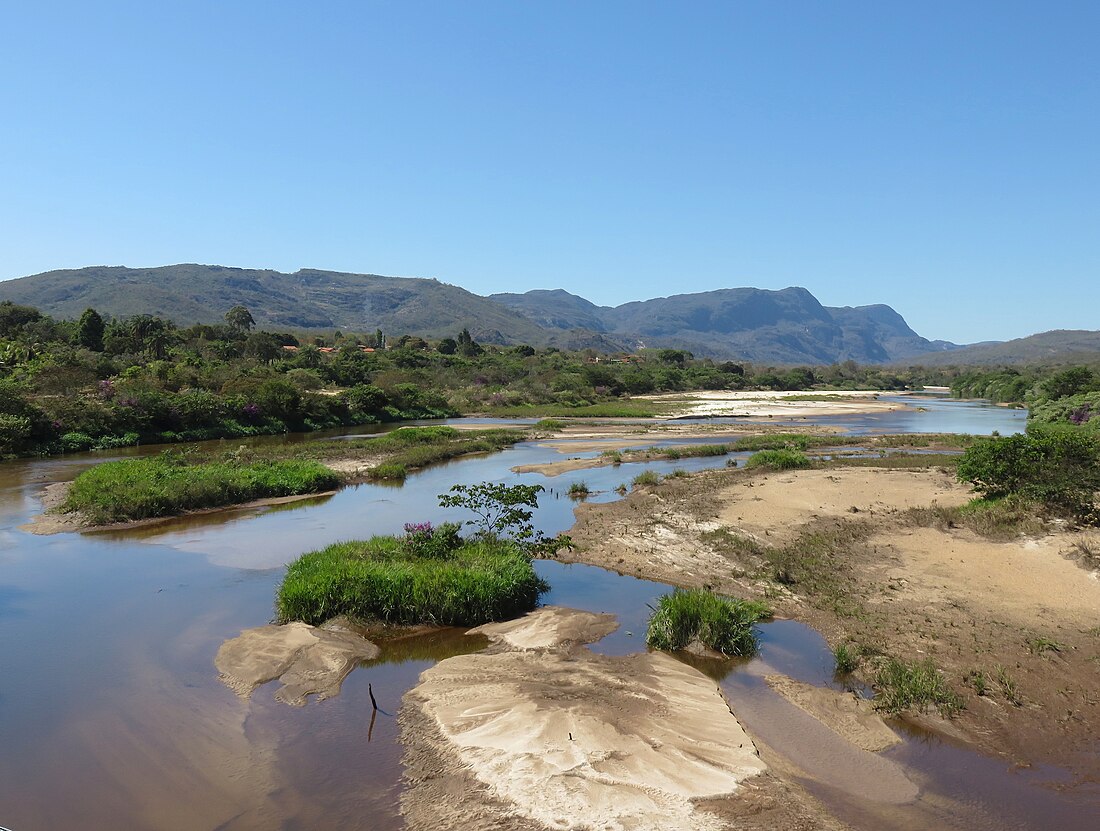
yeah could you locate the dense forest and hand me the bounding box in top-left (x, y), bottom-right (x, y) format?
top-left (0, 299), bottom-right (1096, 458)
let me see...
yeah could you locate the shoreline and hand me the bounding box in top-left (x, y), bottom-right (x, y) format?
top-left (559, 462), bottom-right (1100, 781)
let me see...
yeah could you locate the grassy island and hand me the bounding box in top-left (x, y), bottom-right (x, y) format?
top-left (276, 524), bottom-right (547, 626)
top-left (63, 454), bottom-right (340, 524)
top-left (645, 589), bottom-right (771, 657)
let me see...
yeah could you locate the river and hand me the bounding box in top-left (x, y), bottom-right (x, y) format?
top-left (2, 396), bottom-right (1092, 830)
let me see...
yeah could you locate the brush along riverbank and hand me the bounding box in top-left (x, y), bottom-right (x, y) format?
top-left (560, 457), bottom-right (1100, 779)
top-left (26, 425), bottom-right (531, 533)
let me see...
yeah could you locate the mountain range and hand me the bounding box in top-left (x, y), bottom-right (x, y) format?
top-left (0, 263), bottom-right (1070, 366)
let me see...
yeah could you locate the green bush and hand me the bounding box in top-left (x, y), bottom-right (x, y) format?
top-left (956, 426), bottom-right (1100, 519)
top-left (744, 449), bottom-right (812, 470)
top-left (645, 589), bottom-right (771, 657)
top-left (275, 535), bottom-right (548, 625)
top-left (632, 470), bottom-right (660, 487)
top-left (64, 455), bottom-right (340, 524)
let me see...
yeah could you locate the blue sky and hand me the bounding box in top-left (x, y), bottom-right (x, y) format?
top-left (1, 1), bottom-right (1097, 344)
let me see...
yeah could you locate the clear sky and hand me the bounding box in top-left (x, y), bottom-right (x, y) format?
top-left (1, 1), bottom-right (1097, 344)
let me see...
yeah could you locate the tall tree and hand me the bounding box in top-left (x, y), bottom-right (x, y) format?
top-left (225, 305), bottom-right (256, 332)
top-left (77, 308), bottom-right (106, 352)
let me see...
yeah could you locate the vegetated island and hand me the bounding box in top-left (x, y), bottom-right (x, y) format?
top-left (26, 425), bottom-right (532, 533)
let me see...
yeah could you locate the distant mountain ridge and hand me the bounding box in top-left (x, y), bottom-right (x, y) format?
top-left (0, 263), bottom-right (968, 364)
top-left (491, 286), bottom-right (959, 363)
top-left (897, 330), bottom-right (1100, 367)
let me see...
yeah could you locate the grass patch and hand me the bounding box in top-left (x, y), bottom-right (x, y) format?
top-left (1028, 636), bottom-right (1067, 655)
top-left (736, 433), bottom-right (844, 451)
top-left (904, 495), bottom-right (1047, 541)
top-left (833, 643), bottom-right (861, 674)
top-left (246, 426), bottom-right (526, 468)
top-left (964, 668), bottom-right (989, 696)
top-left (995, 665), bottom-right (1023, 706)
top-left (645, 589), bottom-right (771, 657)
top-left (632, 470), bottom-right (660, 487)
top-left (567, 481), bottom-right (591, 498)
top-left (825, 453), bottom-right (961, 470)
top-left (533, 419), bottom-right (567, 431)
top-left (369, 462), bottom-right (408, 481)
top-left (276, 532), bottom-right (547, 626)
top-left (873, 657), bottom-right (963, 717)
top-left (744, 449), bottom-right (812, 470)
top-left (759, 520), bottom-right (873, 616)
top-left (64, 454), bottom-right (340, 525)
top-left (700, 527), bottom-right (765, 558)
top-left (650, 443), bottom-right (733, 460)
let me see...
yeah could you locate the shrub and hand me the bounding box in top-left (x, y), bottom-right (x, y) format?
top-left (744, 449), bottom-right (812, 470)
top-left (401, 521), bottom-right (462, 559)
top-left (956, 426), bottom-right (1100, 520)
top-left (632, 470), bottom-right (660, 487)
top-left (438, 481), bottom-right (544, 542)
top-left (567, 481), bottom-right (591, 498)
top-left (275, 535), bottom-right (548, 626)
top-left (645, 589), bottom-right (771, 657)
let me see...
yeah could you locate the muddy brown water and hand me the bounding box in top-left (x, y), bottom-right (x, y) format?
top-left (1, 401), bottom-right (1094, 830)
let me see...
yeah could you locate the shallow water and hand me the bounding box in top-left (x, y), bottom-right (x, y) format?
top-left (0, 399), bottom-right (1095, 830)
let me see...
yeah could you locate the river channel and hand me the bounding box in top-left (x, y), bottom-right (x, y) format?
top-left (3, 397), bottom-right (1094, 830)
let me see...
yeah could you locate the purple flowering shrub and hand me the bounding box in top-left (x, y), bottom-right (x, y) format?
top-left (402, 520), bottom-right (462, 559)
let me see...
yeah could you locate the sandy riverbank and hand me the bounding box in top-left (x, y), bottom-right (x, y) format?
top-left (639, 389), bottom-right (910, 419)
top-left (564, 463), bottom-right (1100, 778)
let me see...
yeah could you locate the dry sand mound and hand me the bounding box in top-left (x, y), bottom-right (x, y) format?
top-left (215, 618), bottom-right (379, 706)
top-left (471, 605), bottom-right (619, 650)
top-left (403, 607), bottom-right (767, 831)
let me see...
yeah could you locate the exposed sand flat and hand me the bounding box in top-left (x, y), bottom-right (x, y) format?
top-left (512, 457), bottom-right (607, 476)
top-left (716, 467), bottom-right (970, 545)
top-left (640, 389), bottom-right (908, 419)
top-left (872, 526), bottom-right (1100, 630)
top-left (765, 675), bottom-right (901, 753)
top-left (402, 607), bottom-right (768, 831)
top-left (215, 618), bottom-right (380, 706)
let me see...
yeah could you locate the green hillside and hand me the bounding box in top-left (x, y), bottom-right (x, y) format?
top-left (0, 265), bottom-right (551, 344)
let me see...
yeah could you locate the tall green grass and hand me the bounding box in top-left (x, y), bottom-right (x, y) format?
top-left (65, 455), bottom-right (340, 524)
top-left (744, 449), bottom-right (812, 470)
top-left (645, 589), bottom-right (771, 657)
top-left (276, 535), bottom-right (547, 626)
top-left (874, 657), bottom-right (963, 717)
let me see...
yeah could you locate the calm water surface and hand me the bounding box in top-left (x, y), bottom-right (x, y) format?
top-left (0, 398), bottom-right (1093, 831)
